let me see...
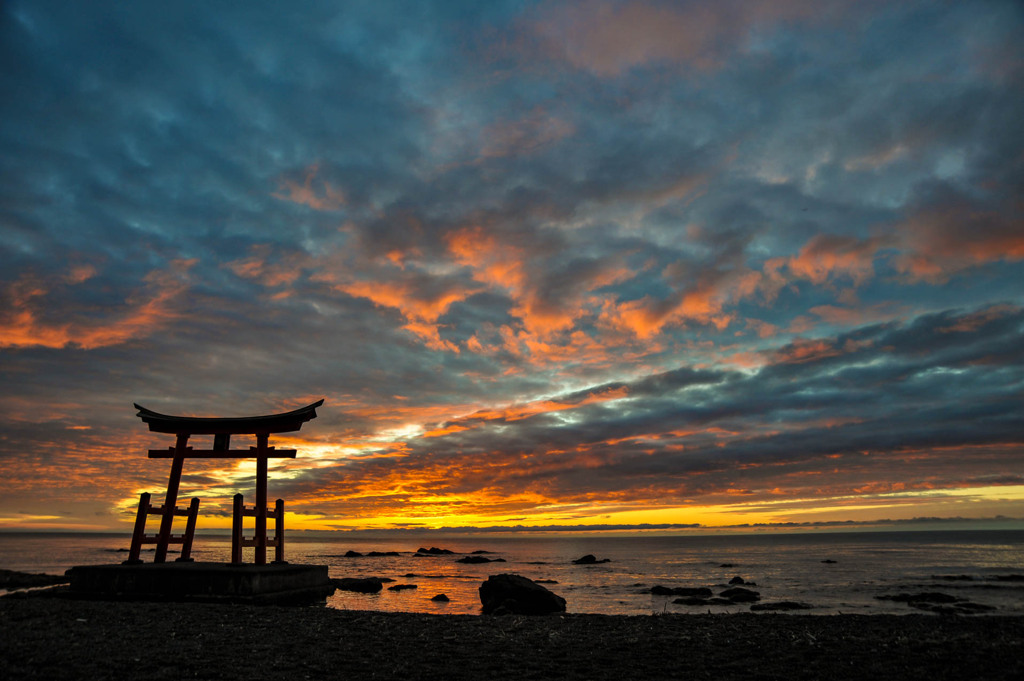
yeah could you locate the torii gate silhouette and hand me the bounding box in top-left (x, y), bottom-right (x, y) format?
top-left (127, 399), bottom-right (324, 565)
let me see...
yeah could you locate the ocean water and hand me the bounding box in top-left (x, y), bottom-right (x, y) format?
top-left (1, 530), bottom-right (1022, 616)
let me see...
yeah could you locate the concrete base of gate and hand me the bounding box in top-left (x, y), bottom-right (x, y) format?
top-left (65, 562), bottom-right (334, 605)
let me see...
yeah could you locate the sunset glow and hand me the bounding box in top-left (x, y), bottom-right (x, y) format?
top-left (1, 0), bottom-right (1022, 535)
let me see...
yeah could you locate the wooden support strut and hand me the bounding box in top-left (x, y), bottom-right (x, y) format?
top-left (154, 433), bottom-right (189, 563)
top-left (231, 493), bottom-right (286, 565)
top-left (125, 491), bottom-right (200, 564)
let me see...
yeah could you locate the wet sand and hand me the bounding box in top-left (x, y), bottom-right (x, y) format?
top-left (3, 597), bottom-right (1023, 680)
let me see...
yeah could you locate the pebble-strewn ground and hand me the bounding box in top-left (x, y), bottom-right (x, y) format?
top-left (2, 597), bottom-right (1023, 681)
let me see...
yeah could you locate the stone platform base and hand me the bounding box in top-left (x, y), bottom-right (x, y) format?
top-left (65, 562), bottom-right (335, 605)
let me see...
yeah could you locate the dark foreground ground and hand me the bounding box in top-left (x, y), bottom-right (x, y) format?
top-left (2, 597), bottom-right (1022, 681)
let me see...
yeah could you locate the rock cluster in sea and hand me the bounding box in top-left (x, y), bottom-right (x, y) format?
top-left (415, 547), bottom-right (455, 556)
top-left (649, 578), bottom-right (784, 609)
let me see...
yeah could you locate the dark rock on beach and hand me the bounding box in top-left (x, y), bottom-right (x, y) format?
top-left (673, 597), bottom-right (711, 606)
top-left (720, 587), bottom-right (760, 602)
top-left (572, 554), bottom-right (610, 565)
top-left (728, 576), bottom-right (746, 585)
top-left (332, 577), bottom-right (383, 593)
top-left (456, 556), bottom-right (506, 564)
top-left (430, 594), bottom-right (450, 602)
top-left (344, 550), bottom-right (364, 557)
top-left (876, 592), bottom-right (958, 604)
top-left (0, 569), bottom-right (69, 590)
top-left (650, 585), bottom-right (713, 598)
top-left (479, 574), bottom-right (566, 615)
top-left (877, 592), bottom-right (996, 614)
top-left (751, 601), bottom-right (814, 611)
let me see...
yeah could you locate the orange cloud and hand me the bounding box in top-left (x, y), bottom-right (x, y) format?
top-left (338, 279), bottom-right (478, 326)
top-left (448, 226), bottom-right (629, 341)
top-left (530, 0), bottom-right (823, 77)
top-left (771, 338), bottom-right (844, 364)
top-left (892, 199), bottom-right (1024, 283)
top-left (598, 267), bottom-right (761, 339)
top-left (0, 260), bottom-right (195, 350)
top-left (272, 163), bottom-right (346, 211)
top-left (786, 234), bottom-right (884, 286)
top-left (225, 244), bottom-right (309, 288)
top-left (402, 320), bottom-right (460, 353)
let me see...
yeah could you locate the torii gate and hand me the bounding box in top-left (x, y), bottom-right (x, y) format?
top-left (127, 399), bottom-right (324, 565)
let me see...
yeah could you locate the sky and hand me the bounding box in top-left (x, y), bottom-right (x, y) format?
top-left (1, 0), bottom-right (1022, 535)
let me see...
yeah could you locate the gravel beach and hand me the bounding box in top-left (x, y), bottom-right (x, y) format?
top-left (2, 597), bottom-right (1022, 681)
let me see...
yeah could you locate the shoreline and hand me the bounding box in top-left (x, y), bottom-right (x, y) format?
top-left (3, 598), bottom-right (1023, 680)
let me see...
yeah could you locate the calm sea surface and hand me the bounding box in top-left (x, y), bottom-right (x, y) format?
top-left (2, 530), bottom-right (1022, 615)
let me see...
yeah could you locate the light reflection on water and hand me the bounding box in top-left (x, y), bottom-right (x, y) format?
top-left (1, 530), bottom-right (1022, 615)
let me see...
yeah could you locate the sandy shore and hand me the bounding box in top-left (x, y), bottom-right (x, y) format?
top-left (2, 597), bottom-right (1022, 681)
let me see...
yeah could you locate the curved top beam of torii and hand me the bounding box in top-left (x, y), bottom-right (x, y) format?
top-left (133, 399), bottom-right (324, 435)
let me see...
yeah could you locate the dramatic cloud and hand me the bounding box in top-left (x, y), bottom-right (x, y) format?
top-left (1, 0), bottom-right (1022, 532)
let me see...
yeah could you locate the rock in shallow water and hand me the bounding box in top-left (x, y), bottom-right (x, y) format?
top-left (650, 585), bottom-right (713, 597)
top-left (456, 556), bottom-right (506, 564)
top-left (750, 601), bottom-right (813, 611)
top-left (332, 577), bottom-right (383, 593)
top-left (720, 587), bottom-right (760, 602)
top-left (479, 574), bottom-right (566, 615)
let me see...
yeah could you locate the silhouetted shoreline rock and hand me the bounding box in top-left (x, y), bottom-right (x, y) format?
top-left (751, 601), bottom-right (814, 611)
top-left (720, 587), bottom-right (760, 602)
top-left (0, 569), bottom-right (68, 590)
top-left (416, 547), bottom-right (454, 556)
top-left (875, 591), bottom-right (996, 614)
top-left (650, 585), bottom-right (713, 597)
top-left (333, 577), bottom-right (383, 593)
top-left (479, 574), bottom-right (566, 615)
top-left (876, 592), bottom-right (958, 604)
top-left (387, 584), bottom-right (418, 591)
top-left (572, 554), bottom-right (610, 565)
top-left (456, 556), bottom-right (506, 564)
